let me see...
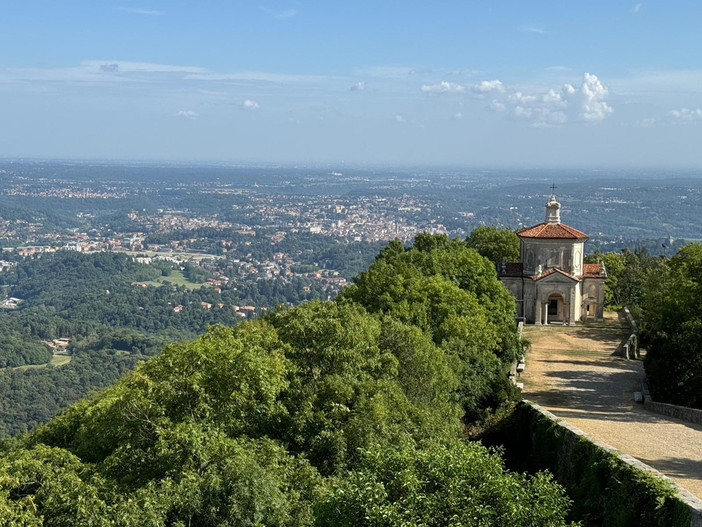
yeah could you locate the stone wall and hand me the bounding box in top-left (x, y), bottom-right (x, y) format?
top-left (484, 401), bottom-right (702, 527)
top-left (642, 379), bottom-right (702, 426)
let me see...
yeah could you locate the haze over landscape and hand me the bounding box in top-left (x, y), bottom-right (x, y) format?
top-left (1, 3), bottom-right (702, 527)
top-left (3, 1), bottom-right (702, 166)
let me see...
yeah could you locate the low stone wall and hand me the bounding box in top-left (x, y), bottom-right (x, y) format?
top-left (484, 401), bottom-right (702, 527)
top-left (642, 379), bottom-right (702, 426)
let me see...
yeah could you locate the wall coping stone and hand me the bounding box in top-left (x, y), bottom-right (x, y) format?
top-left (524, 400), bottom-right (702, 526)
top-left (642, 379), bottom-right (702, 426)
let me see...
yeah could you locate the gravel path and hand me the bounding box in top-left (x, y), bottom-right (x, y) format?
top-left (521, 313), bottom-right (702, 499)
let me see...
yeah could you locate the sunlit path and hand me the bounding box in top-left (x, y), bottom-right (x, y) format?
top-left (522, 312), bottom-right (702, 499)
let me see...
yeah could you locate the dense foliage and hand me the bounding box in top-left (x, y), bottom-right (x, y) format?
top-left (585, 248), bottom-right (658, 310)
top-left (0, 235), bottom-right (574, 526)
top-left (641, 244), bottom-right (702, 409)
top-left (465, 225), bottom-right (520, 265)
top-left (340, 234), bottom-right (521, 419)
top-left (0, 252), bottom-right (337, 437)
top-left (0, 332), bottom-right (51, 368)
top-left (317, 440), bottom-right (574, 527)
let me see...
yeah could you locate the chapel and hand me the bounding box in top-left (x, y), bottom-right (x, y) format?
top-left (498, 194), bottom-right (606, 325)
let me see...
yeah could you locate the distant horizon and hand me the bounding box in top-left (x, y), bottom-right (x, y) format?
top-left (2, 2), bottom-right (702, 167)
top-left (2, 156), bottom-right (702, 175)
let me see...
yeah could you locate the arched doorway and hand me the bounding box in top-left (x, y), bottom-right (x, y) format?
top-left (584, 298), bottom-right (596, 319)
top-left (547, 293), bottom-right (564, 323)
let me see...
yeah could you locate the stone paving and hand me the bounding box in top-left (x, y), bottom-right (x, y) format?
top-left (521, 313), bottom-right (702, 499)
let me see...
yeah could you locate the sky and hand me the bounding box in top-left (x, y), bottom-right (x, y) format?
top-left (2, 1), bottom-right (702, 167)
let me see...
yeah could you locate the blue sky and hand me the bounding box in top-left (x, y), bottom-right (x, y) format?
top-left (2, 1), bottom-right (702, 166)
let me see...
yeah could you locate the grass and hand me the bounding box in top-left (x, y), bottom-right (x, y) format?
top-left (143, 269), bottom-right (206, 290)
top-left (14, 353), bottom-right (72, 371)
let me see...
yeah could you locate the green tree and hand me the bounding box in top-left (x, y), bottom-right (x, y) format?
top-left (316, 440), bottom-right (576, 527)
top-left (586, 248), bottom-right (658, 309)
top-left (466, 225), bottom-right (520, 265)
top-left (642, 243), bottom-right (702, 408)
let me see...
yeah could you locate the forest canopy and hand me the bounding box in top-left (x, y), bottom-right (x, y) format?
top-left (0, 235), bottom-right (575, 526)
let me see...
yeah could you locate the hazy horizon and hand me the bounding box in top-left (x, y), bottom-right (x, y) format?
top-left (3, 2), bottom-right (702, 167)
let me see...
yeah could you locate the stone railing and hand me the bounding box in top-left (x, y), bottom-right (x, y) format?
top-left (620, 306), bottom-right (640, 359)
top-left (642, 379), bottom-right (702, 426)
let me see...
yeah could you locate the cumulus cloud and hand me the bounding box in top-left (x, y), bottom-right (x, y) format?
top-left (241, 99), bottom-right (260, 111)
top-left (350, 81), bottom-right (366, 91)
top-left (176, 110), bottom-right (198, 120)
top-left (472, 80), bottom-right (505, 93)
top-left (668, 108), bottom-right (702, 122)
top-left (421, 81), bottom-right (465, 94)
top-left (482, 72), bottom-right (613, 126)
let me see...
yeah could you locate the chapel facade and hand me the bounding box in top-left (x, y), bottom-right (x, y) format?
top-left (498, 195), bottom-right (606, 325)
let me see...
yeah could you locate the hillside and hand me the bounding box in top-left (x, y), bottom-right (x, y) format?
top-left (0, 235), bottom-right (575, 526)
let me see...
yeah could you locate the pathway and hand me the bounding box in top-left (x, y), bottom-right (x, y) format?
top-left (521, 312), bottom-right (702, 499)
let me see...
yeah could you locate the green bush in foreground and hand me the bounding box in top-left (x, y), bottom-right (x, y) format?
top-left (317, 440), bottom-right (576, 527)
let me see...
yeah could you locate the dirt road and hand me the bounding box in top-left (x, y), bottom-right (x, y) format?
top-left (521, 313), bottom-right (702, 499)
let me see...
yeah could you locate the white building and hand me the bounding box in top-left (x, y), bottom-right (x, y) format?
top-left (498, 195), bottom-right (606, 325)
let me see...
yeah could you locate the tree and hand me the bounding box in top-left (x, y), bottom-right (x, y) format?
top-left (466, 225), bottom-right (520, 266)
top-left (642, 243), bottom-right (702, 409)
top-left (339, 234), bottom-right (521, 419)
top-left (586, 248), bottom-right (658, 309)
top-left (316, 440), bottom-right (575, 527)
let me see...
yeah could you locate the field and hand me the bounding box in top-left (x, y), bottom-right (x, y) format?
top-left (14, 353), bottom-right (72, 371)
top-left (143, 269), bottom-right (207, 290)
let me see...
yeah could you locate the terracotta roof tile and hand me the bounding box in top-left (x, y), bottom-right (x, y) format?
top-left (582, 263), bottom-right (605, 278)
top-left (517, 222), bottom-right (588, 239)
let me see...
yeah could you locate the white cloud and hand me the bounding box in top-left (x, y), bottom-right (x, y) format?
top-left (115, 7), bottom-right (163, 16)
top-left (350, 81), bottom-right (366, 91)
top-left (631, 3), bottom-right (642, 13)
top-left (579, 73), bottom-right (613, 121)
top-left (454, 111), bottom-right (463, 120)
top-left (176, 110), bottom-right (198, 120)
top-left (480, 73), bottom-right (612, 126)
top-left (520, 25), bottom-right (545, 34)
top-left (185, 71), bottom-right (329, 83)
top-left (241, 99), bottom-right (260, 111)
top-left (472, 79), bottom-right (505, 93)
top-left (394, 114), bottom-right (405, 123)
top-left (668, 108), bottom-right (702, 122)
top-left (421, 81), bottom-right (465, 94)
top-left (85, 60), bottom-right (206, 74)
